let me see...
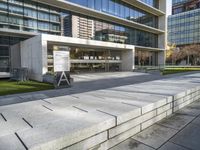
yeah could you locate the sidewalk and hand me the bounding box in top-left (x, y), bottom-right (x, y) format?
top-left (0, 72), bottom-right (200, 149)
top-left (0, 72), bottom-right (162, 106)
top-left (111, 100), bottom-right (200, 150)
top-left (0, 71), bottom-right (199, 106)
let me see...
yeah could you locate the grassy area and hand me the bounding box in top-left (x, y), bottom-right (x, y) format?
top-left (0, 80), bottom-right (54, 96)
top-left (161, 67), bottom-right (200, 75)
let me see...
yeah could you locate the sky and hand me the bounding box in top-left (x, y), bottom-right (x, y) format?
top-left (167, 0), bottom-right (172, 16)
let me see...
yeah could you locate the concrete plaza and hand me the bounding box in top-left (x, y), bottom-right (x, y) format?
top-left (112, 100), bottom-right (200, 150)
top-left (0, 72), bottom-right (200, 150)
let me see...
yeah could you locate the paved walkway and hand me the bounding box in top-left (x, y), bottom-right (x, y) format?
top-left (1, 72), bottom-right (163, 106)
top-left (111, 100), bottom-right (200, 150)
top-left (0, 71), bottom-right (199, 106)
top-left (0, 72), bottom-right (200, 149)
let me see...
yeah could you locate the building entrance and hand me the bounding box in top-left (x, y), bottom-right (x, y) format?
top-left (47, 45), bottom-right (122, 73)
top-left (135, 50), bottom-right (158, 67)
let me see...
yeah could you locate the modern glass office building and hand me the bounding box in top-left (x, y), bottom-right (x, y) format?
top-left (168, 0), bottom-right (200, 46)
top-left (0, 0), bottom-right (166, 80)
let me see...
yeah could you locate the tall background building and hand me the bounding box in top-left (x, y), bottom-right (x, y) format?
top-left (168, 0), bottom-right (200, 46)
top-left (63, 15), bottom-right (94, 39)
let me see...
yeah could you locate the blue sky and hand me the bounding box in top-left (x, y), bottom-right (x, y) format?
top-left (167, 0), bottom-right (172, 16)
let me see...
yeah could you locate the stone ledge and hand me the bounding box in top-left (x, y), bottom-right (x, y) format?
top-left (0, 73), bottom-right (200, 149)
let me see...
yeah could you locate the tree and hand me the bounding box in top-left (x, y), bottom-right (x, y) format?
top-left (166, 43), bottom-right (176, 65)
top-left (181, 44), bottom-right (200, 65)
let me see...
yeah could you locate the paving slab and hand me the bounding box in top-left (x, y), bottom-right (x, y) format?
top-left (175, 107), bottom-right (200, 117)
top-left (149, 79), bottom-right (199, 87)
top-left (132, 124), bottom-right (177, 149)
top-left (115, 98), bottom-right (200, 150)
top-left (110, 139), bottom-right (154, 150)
top-left (65, 94), bottom-right (141, 125)
top-left (0, 118), bottom-right (31, 137)
top-left (17, 111), bottom-right (115, 150)
top-left (141, 112), bottom-right (167, 130)
top-left (18, 93), bottom-right (49, 100)
top-left (192, 116), bottom-right (200, 125)
top-left (170, 123), bottom-right (200, 150)
top-left (109, 110), bottom-right (157, 138)
top-left (0, 117), bottom-right (4, 123)
top-left (112, 85), bottom-right (181, 97)
top-left (23, 106), bottom-right (88, 128)
top-left (0, 72), bottom-right (200, 149)
top-left (71, 72), bottom-right (147, 82)
top-left (0, 97), bottom-right (24, 106)
top-left (100, 125), bottom-right (141, 149)
top-left (187, 101), bottom-right (200, 109)
top-left (158, 142), bottom-right (189, 150)
top-left (64, 131), bottom-right (107, 150)
top-left (0, 134), bottom-right (26, 150)
top-left (87, 90), bottom-right (170, 114)
top-left (88, 89), bottom-right (169, 102)
top-left (0, 102), bottom-right (52, 120)
top-left (157, 114), bottom-right (194, 130)
top-left (44, 95), bottom-right (80, 106)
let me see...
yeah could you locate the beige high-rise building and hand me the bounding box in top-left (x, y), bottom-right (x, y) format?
top-left (64, 15), bottom-right (94, 40)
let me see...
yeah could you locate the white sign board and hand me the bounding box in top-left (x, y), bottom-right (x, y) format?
top-left (53, 51), bottom-right (70, 72)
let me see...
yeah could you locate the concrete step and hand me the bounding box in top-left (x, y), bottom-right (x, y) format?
top-left (0, 73), bottom-right (200, 150)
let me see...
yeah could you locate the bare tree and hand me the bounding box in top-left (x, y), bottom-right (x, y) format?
top-left (181, 44), bottom-right (200, 65)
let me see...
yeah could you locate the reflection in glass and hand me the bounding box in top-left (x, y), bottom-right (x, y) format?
top-left (135, 50), bottom-right (158, 66)
top-left (67, 0), bottom-right (158, 28)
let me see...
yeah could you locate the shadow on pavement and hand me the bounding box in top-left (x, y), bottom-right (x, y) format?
top-left (0, 71), bottom-right (200, 106)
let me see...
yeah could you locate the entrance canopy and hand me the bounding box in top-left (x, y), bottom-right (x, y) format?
top-left (43, 34), bottom-right (135, 51)
top-left (19, 34), bottom-right (136, 81)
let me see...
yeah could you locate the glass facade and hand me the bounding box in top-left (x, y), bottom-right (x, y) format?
top-left (66, 0), bottom-right (158, 28)
top-left (0, 0), bottom-right (162, 73)
top-left (172, 0), bottom-right (200, 15)
top-left (0, 0), bottom-right (61, 34)
top-left (135, 50), bottom-right (158, 66)
top-left (63, 13), bottom-right (158, 48)
top-left (140, 0), bottom-right (159, 8)
top-left (0, 36), bottom-right (26, 72)
top-left (172, 0), bottom-right (190, 5)
top-left (70, 48), bottom-right (122, 72)
top-left (168, 8), bottom-right (200, 45)
top-left (0, 0), bottom-right (159, 48)
top-left (47, 45), bottom-right (122, 73)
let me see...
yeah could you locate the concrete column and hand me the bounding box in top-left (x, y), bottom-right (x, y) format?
top-left (21, 35), bottom-right (44, 81)
top-left (158, 51), bottom-right (165, 67)
top-left (152, 52), bottom-right (157, 66)
top-left (121, 49), bottom-right (135, 71)
top-left (10, 43), bottom-right (21, 69)
top-left (41, 39), bottom-right (48, 75)
top-left (159, 0), bottom-right (167, 13)
top-left (158, 0), bottom-right (167, 50)
top-left (158, 14), bottom-right (167, 49)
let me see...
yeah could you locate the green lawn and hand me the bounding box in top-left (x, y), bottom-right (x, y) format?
top-left (0, 80), bottom-right (54, 96)
top-left (161, 67), bottom-right (200, 75)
